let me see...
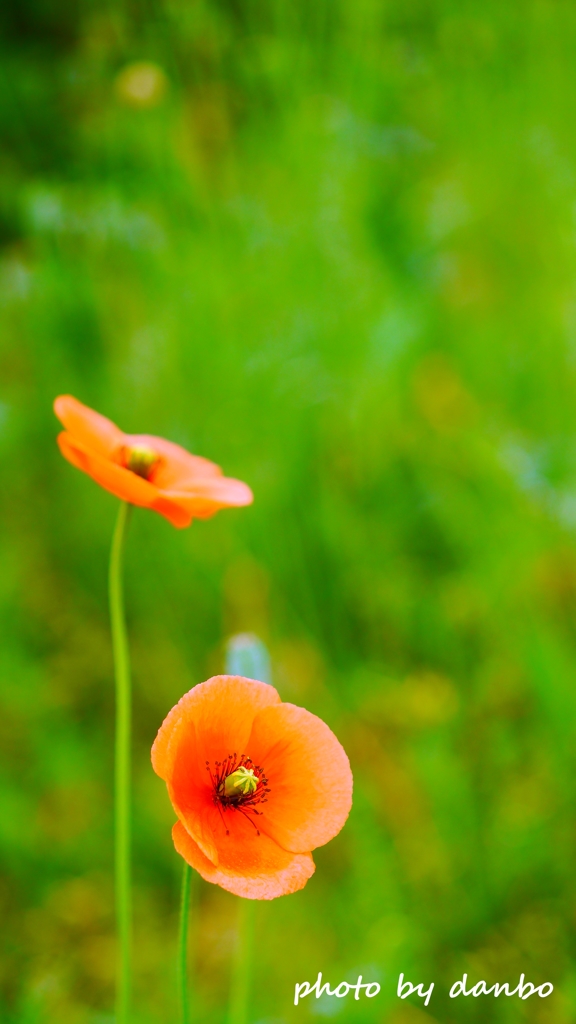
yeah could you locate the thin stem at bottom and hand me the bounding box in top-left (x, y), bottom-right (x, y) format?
top-left (109, 500), bottom-right (132, 1024)
top-left (178, 862), bottom-right (193, 1024)
top-left (227, 898), bottom-right (256, 1024)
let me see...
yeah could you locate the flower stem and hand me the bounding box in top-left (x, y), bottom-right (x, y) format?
top-left (109, 500), bottom-right (132, 1024)
top-left (227, 898), bottom-right (256, 1024)
top-left (178, 862), bottom-right (193, 1024)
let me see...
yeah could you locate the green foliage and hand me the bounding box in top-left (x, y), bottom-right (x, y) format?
top-left (2, 0), bottom-right (576, 1021)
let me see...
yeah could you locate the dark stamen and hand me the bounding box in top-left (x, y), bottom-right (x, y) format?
top-left (205, 750), bottom-right (270, 836)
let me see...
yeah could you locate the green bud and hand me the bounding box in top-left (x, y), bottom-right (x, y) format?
top-left (221, 766), bottom-right (258, 799)
top-left (126, 445), bottom-right (160, 479)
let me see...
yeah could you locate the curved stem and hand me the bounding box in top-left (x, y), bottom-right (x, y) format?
top-left (227, 898), bottom-right (256, 1024)
top-left (178, 863), bottom-right (192, 1024)
top-left (109, 500), bottom-right (132, 1024)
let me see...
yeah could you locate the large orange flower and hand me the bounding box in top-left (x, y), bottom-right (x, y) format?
top-left (53, 395), bottom-right (253, 528)
top-left (152, 676), bottom-right (353, 899)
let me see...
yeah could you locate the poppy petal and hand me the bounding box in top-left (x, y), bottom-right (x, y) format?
top-left (172, 819), bottom-right (315, 899)
top-left (58, 432), bottom-right (161, 504)
top-left (162, 477), bottom-right (254, 514)
top-left (54, 395), bottom-right (125, 457)
top-left (153, 676), bottom-right (282, 863)
top-left (246, 704), bottom-right (353, 854)
top-left (152, 675), bottom-right (281, 784)
top-left (149, 494), bottom-right (194, 528)
top-left (165, 721), bottom-right (221, 862)
top-left (126, 434), bottom-right (223, 490)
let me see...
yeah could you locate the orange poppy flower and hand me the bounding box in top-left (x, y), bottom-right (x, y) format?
top-left (152, 675), bottom-right (353, 899)
top-left (53, 395), bottom-right (253, 528)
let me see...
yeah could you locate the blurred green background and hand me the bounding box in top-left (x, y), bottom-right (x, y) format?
top-left (3, 1), bottom-right (576, 1022)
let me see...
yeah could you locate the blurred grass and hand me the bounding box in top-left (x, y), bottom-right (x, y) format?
top-left (3, 0), bottom-right (576, 1021)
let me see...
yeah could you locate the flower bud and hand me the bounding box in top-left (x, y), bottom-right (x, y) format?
top-left (126, 445), bottom-right (160, 479)
top-left (221, 766), bottom-right (258, 799)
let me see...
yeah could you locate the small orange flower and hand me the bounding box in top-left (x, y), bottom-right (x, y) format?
top-left (53, 395), bottom-right (253, 528)
top-left (152, 675), bottom-right (353, 899)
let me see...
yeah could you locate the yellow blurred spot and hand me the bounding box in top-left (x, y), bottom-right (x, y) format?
top-left (223, 554), bottom-right (269, 636)
top-left (442, 580), bottom-right (487, 628)
top-left (533, 547), bottom-right (576, 616)
top-left (435, 249), bottom-right (494, 309)
top-left (401, 672), bottom-right (459, 726)
top-left (115, 61), bottom-right (167, 108)
top-left (498, 765), bottom-right (554, 828)
top-left (48, 876), bottom-right (110, 928)
top-left (82, 934), bottom-right (116, 984)
top-left (36, 783), bottom-right (99, 841)
top-left (462, 909), bottom-right (562, 1002)
top-left (274, 638), bottom-right (325, 698)
top-left (413, 352), bottom-right (475, 431)
top-left (176, 84), bottom-right (232, 174)
top-left (192, 85), bottom-right (231, 149)
top-left (361, 671), bottom-right (459, 729)
top-left (348, 723), bottom-right (451, 887)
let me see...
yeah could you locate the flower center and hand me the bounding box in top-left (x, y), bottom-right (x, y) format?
top-left (124, 445), bottom-right (160, 480)
top-left (206, 753), bottom-right (270, 835)
top-left (221, 766), bottom-right (258, 799)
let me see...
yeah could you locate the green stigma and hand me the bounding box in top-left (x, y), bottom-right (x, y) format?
top-left (221, 766), bottom-right (259, 799)
top-left (126, 445), bottom-right (160, 479)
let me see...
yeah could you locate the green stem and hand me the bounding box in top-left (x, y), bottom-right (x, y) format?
top-left (178, 863), bottom-right (192, 1024)
top-left (227, 898), bottom-right (256, 1024)
top-left (109, 501), bottom-right (132, 1024)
